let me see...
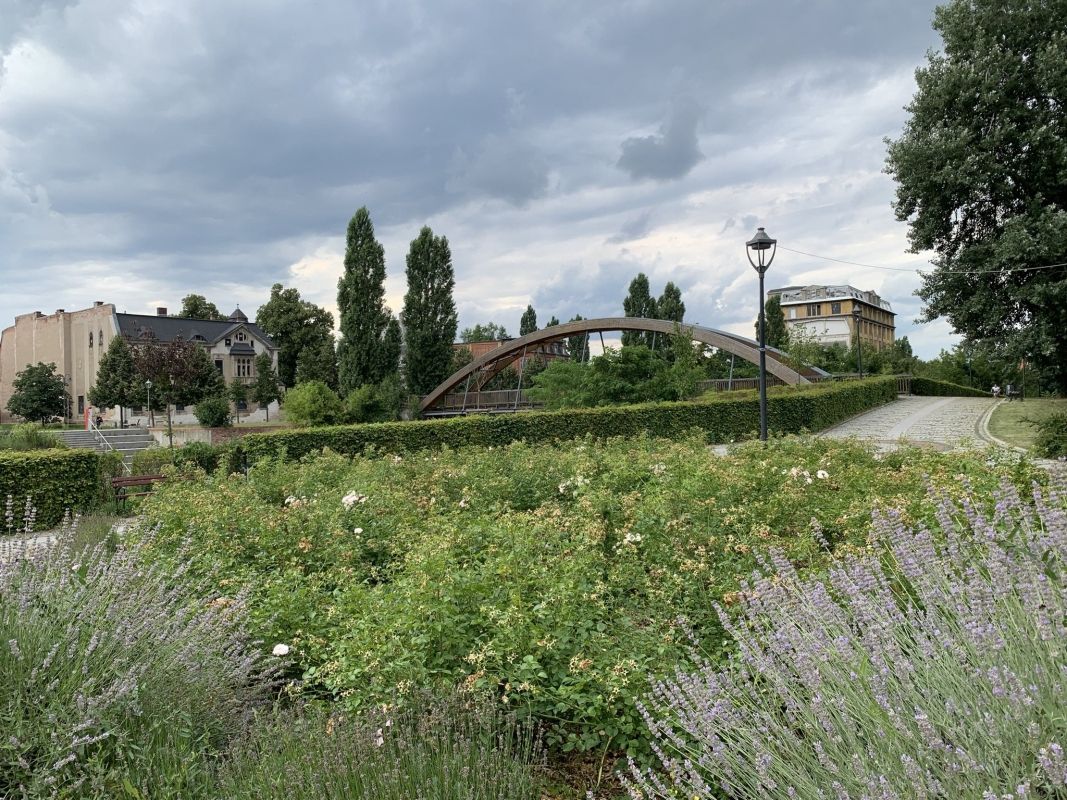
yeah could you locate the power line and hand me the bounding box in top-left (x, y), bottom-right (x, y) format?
top-left (778, 245), bottom-right (1067, 276)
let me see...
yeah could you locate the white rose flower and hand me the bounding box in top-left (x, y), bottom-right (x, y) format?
top-left (272, 643), bottom-right (291, 657)
top-left (816, 470), bottom-right (829, 479)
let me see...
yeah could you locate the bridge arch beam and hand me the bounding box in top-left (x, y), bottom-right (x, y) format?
top-left (419, 317), bottom-right (814, 414)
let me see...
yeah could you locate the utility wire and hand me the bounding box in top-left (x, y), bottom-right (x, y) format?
top-left (778, 245), bottom-right (1067, 276)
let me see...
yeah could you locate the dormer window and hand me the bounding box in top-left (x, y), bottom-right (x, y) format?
top-left (236, 332), bottom-right (246, 342)
top-left (224, 338), bottom-right (232, 346)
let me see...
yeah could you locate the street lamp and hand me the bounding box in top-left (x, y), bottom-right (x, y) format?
top-left (852, 305), bottom-right (864, 379)
top-left (746, 226), bottom-right (777, 442)
top-left (145, 380), bottom-right (153, 427)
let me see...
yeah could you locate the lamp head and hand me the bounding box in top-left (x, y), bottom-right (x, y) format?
top-left (746, 227), bottom-right (777, 273)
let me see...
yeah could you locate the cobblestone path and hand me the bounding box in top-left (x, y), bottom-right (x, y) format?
top-left (821, 395), bottom-right (999, 451)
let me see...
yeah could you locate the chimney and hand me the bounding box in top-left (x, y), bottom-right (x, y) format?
top-left (94, 301), bottom-right (104, 307)
top-left (156, 307), bottom-right (168, 316)
top-left (55, 309), bottom-right (64, 314)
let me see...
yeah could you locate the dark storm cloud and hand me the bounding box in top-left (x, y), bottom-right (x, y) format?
top-left (617, 99), bottom-right (704, 181)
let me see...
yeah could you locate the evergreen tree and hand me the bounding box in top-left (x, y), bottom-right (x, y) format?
top-left (567, 315), bottom-right (590, 363)
top-left (885, 0), bottom-right (1067, 392)
top-left (622, 273), bottom-right (657, 347)
top-left (256, 284), bottom-right (336, 388)
top-left (7, 362), bottom-right (68, 423)
top-left (757, 295), bottom-right (789, 349)
top-left (401, 226), bottom-right (458, 396)
top-left (251, 353), bottom-right (281, 421)
top-left (337, 207), bottom-right (391, 395)
top-left (177, 294), bottom-right (225, 321)
top-left (88, 335), bottom-right (137, 425)
top-left (519, 305), bottom-right (538, 336)
top-left (657, 282), bottom-right (686, 323)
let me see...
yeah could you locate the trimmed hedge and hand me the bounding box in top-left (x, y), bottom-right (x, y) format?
top-left (909, 377), bottom-right (991, 397)
top-left (237, 377), bottom-right (899, 464)
top-left (0, 449), bottom-right (99, 530)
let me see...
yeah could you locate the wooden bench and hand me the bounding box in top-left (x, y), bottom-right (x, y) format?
top-left (111, 474), bottom-right (166, 509)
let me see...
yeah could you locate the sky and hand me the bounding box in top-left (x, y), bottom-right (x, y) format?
top-left (0, 0), bottom-right (960, 358)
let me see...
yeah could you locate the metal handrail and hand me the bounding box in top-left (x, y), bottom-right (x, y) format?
top-left (88, 419), bottom-right (132, 475)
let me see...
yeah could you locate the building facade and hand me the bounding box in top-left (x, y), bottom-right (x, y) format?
top-left (0, 303), bottom-right (278, 424)
top-left (767, 285), bottom-right (895, 351)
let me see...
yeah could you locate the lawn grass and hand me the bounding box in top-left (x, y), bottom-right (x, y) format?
top-left (988, 398), bottom-right (1067, 450)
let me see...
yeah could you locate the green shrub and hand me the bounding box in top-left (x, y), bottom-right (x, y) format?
top-left (908, 376), bottom-right (990, 397)
top-left (131, 446), bottom-right (175, 476)
top-left (343, 375), bottom-right (406, 424)
top-left (134, 434), bottom-right (1039, 756)
top-left (0, 528), bottom-right (271, 798)
top-left (131, 442), bottom-right (226, 477)
top-left (1033, 411), bottom-right (1067, 458)
top-left (215, 696), bottom-right (542, 799)
top-left (283, 380), bottom-right (344, 426)
top-left (0, 449), bottom-right (98, 529)
top-left (241, 377), bottom-right (898, 463)
top-left (96, 450), bottom-right (126, 507)
top-left (195, 394), bottom-right (233, 427)
top-left (0, 423), bottom-right (67, 451)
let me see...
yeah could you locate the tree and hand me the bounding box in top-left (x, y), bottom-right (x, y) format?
top-left (228, 380), bottom-right (249, 424)
top-left (130, 339), bottom-right (225, 442)
top-left (622, 273), bottom-right (657, 347)
top-left (885, 0), bottom-right (1067, 393)
top-left (195, 395), bottom-right (232, 428)
top-left (546, 316), bottom-right (560, 328)
top-left (519, 305), bottom-right (538, 336)
top-left (461, 322), bottom-right (509, 343)
top-left (88, 335), bottom-right (137, 425)
top-left (177, 294), bottom-right (225, 321)
top-left (251, 353), bottom-right (281, 421)
top-left (401, 226), bottom-right (458, 396)
top-left (757, 295), bottom-right (789, 350)
top-left (343, 374), bottom-right (406, 424)
top-left (567, 315), bottom-right (589, 362)
top-left (282, 380), bottom-right (343, 426)
top-left (295, 336), bottom-right (338, 390)
top-left (381, 317), bottom-right (402, 379)
top-left (657, 282), bottom-right (686, 324)
top-left (256, 284), bottom-right (337, 388)
top-left (337, 207), bottom-right (394, 395)
top-left (7, 362), bottom-right (67, 423)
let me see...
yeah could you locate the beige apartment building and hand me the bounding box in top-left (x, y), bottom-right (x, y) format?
top-left (767, 285), bottom-right (896, 351)
top-left (0, 303), bottom-right (278, 424)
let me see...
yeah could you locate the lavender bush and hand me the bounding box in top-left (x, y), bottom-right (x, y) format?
top-left (625, 477), bottom-right (1067, 799)
top-left (0, 517), bottom-right (273, 799)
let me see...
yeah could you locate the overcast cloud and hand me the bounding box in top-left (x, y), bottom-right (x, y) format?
top-left (0, 0), bottom-right (956, 357)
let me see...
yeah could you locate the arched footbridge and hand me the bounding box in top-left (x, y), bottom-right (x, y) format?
top-left (419, 317), bottom-right (827, 416)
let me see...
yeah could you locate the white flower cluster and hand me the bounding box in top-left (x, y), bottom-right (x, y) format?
top-left (272, 643), bottom-right (291, 657)
top-left (781, 467), bottom-right (829, 484)
top-left (558, 474), bottom-right (590, 496)
top-left (284, 495), bottom-right (308, 508)
top-left (651, 463), bottom-right (667, 476)
top-left (622, 530), bottom-right (643, 546)
top-left (341, 491), bottom-right (368, 509)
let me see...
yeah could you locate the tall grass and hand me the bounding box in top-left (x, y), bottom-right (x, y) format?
top-left (625, 478), bottom-right (1067, 798)
top-left (0, 424), bottom-right (66, 451)
top-left (214, 695), bottom-right (544, 800)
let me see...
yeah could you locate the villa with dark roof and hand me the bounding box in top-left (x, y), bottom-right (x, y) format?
top-left (0, 303), bottom-right (279, 424)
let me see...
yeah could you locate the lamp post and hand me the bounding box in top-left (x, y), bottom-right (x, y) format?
top-left (145, 380), bottom-right (153, 427)
top-left (852, 305), bottom-right (863, 379)
top-left (746, 226), bottom-right (777, 442)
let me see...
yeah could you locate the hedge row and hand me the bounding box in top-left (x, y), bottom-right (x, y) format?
top-left (235, 376), bottom-right (899, 464)
top-left (0, 449), bottom-right (100, 530)
top-left (909, 377), bottom-right (991, 398)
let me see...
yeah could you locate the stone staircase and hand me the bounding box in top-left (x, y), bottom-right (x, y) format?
top-left (55, 428), bottom-right (155, 468)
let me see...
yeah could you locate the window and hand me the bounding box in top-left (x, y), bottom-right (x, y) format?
top-left (224, 338), bottom-right (232, 346)
top-left (235, 357), bottom-right (253, 378)
top-left (237, 399), bottom-right (248, 411)
top-left (788, 308), bottom-right (797, 320)
top-left (89, 332), bottom-right (93, 348)
top-left (806, 303), bottom-right (822, 316)
top-left (830, 302), bottom-right (841, 315)
top-left (236, 332), bottom-right (246, 342)
top-left (214, 359), bottom-right (224, 373)
top-left (99, 329), bottom-right (103, 346)
top-left (77, 396), bottom-right (84, 414)
top-left (175, 404), bottom-right (185, 413)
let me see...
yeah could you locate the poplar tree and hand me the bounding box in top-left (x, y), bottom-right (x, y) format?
top-left (401, 226), bottom-right (458, 395)
top-left (622, 273), bottom-right (657, 347)
top-left (337, 207), bottom-right (391, 394)
top-left (657, 282), bottom-right (685, 323)
top-left (519, 305), bottom-right (538, 336)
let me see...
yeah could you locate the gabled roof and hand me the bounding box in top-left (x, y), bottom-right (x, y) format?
top-left (115, 313), bottom-right (276, 348)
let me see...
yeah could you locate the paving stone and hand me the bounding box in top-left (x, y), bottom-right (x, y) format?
top-left (821, 396), bottom-right (997, 451)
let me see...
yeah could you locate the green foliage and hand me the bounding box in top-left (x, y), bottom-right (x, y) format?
top-left (402, 226), bottom-right (458, 395)
top-left (295, 335), bottom-right (338, 390)
top-left (908, 376), bottom-right (990, 397)
top-left (196, 394), bottom-right (233, 428)
top-left (251, 353), bottom-right (281, 419)
top-left (256, 283), bottom-right (337, 388)
top-left (461, 322), bottom-right (510, 343)
top-left (177, 294), bottom-right (225, 320)
top-left (214, 698), bottom-right (542, 799)
top-left (545, 315), bottom-right (560, 327)
top-left (96, 450), bottom-right (125, 506)
top-left (135, 434), bottom-right (1039, 757)
top-left (337, 207), bottom-right (396, 394)
top-left (343, 375), bottom-right (406, 424)
top-left (130, 339), bottom-right (225, 410)
top-left (760, 294), bottom-right (789, 349)
top-left (6, 362), bottom-right (68, 423)
top-left (519, 305), bottom-right (538, 336)
top-left (622, 273), bottom-right (656, 347)
top-left (657, 282), bottom-right (685, 324)
top-left (228, 380), bottom-right (249, 423)
top-left (238, 377), bottom-right (899, 463)
top-left (283, 380), bottom-right (344, 427)
top-left (0, 449), bottom-right (99, 529)
top-left (88, 335), bottom-right (138, 418)
top-left (567, 315), bottom-right (589, 362)
top-left (0, 424), bottom-right (66, 451)
top-left (885, 0), bottom-right (1067, 393)
top-left (131, 443), bottom-right (226, 476)
top-left (1032, 412), bottom-right (1067, 458)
